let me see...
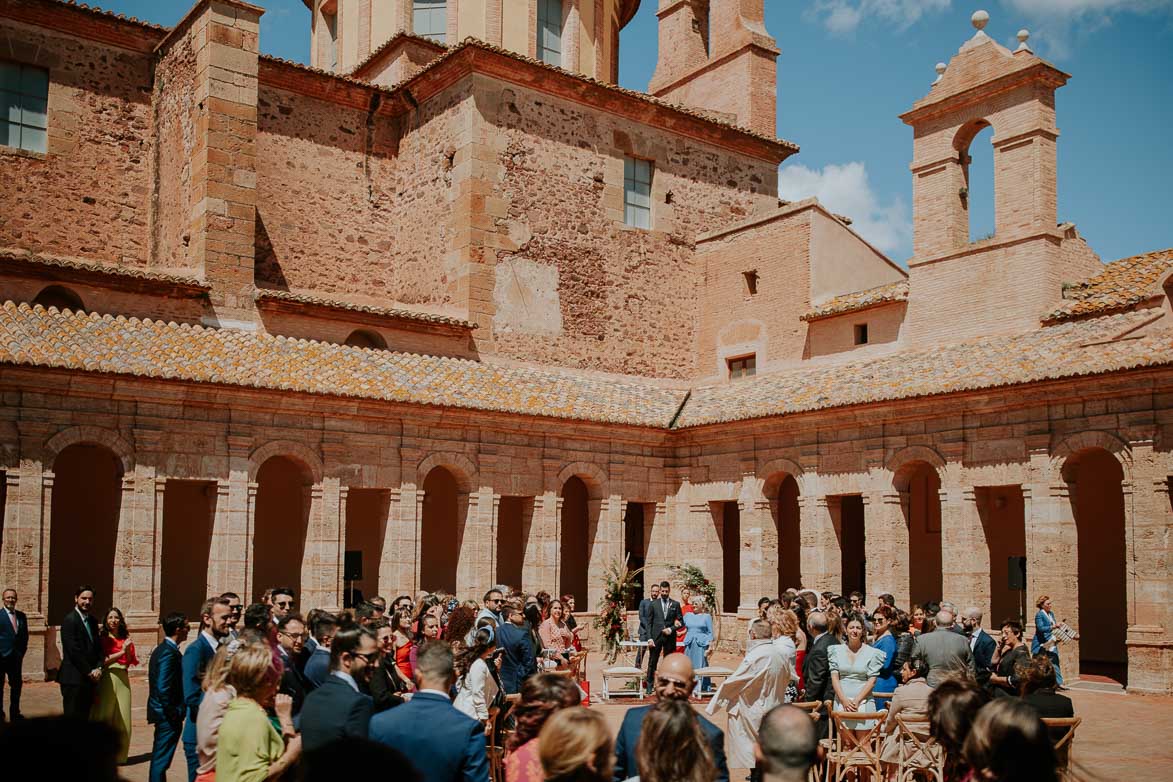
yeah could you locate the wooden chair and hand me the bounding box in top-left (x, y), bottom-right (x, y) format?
top-left (486, 705), bottom-right (505, 782)
top-left (826, 707), bottom-right (888, 782)
top-left (892, 714), bottom-right (943, 782)
top-left (1042, 717), bottom-right (1081, 780)
top-left (815, 700), bottom-right (836, 782)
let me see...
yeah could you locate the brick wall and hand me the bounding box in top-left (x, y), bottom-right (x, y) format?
top-left (805, 302), bottom-right (905, 358)
top-left (153, 28), bottom-right (199, 274)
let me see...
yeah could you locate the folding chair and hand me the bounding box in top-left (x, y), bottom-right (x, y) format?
top-left (892, 714), bottom-right (943, 782)
top-left (1042, 717), bottom-right (1081, 780)
top-left (827, 707), bottom-right (888, 782)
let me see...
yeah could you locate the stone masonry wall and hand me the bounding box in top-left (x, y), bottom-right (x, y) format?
top-left (475, 76), bottom-right (777, 378)
top-left (152, 27), bottom-right (199, 274)
top-left (0, 20), bottom-right (153, 266)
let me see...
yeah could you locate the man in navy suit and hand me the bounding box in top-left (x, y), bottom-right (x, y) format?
top-left (615, 653), bottom-right (728, 782)
top-left (635, 583), bottom-right (660, 669)
top-left (962, 607), bottom-right (998, 689)
top-left (182, 596), bottom-right (232, 782)
top-left (370, 640), bottom-right (490, 782)
top-left (299, 619), bottom-right (377, 752)
top-left (1, 588), bottom-right (28, 722)
top-left (148, 612), bottom-right (189, 782)
top-left (58, 584), bottom-right (102, 720)
top-left (644, 580), bottom-right (683, 694)
top-left (497, 602), bottom-right (536, 694)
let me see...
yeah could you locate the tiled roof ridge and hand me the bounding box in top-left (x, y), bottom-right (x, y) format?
top-left (1043, 247), bottom-right (1173, 323)
top-left (0, 246), bottom-right (208, 288)
top-left (349, 31), bottom-right (448, 79)
top-left (35, 0), bottom-right (167, 32)
top-left (801, 280), bottom-right (910, 322)
top-left (254, 288), bottom-right (476, 329)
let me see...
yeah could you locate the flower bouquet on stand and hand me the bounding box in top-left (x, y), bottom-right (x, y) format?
top-left (669, 562), bottom-right (717, 613)
top-left (594, 554), bottom-right (643, 664)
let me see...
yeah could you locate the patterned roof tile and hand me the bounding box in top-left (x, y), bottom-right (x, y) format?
top-left (801, 280), bottom-right (909, 322)
top-left (0, 247), bottom-right (208, 289)
top-left (254, 288), bottom-right (475, 329)
top-left (1043, 248), bottom-right (1173, 323)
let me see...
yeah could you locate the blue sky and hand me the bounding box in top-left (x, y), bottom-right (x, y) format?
top-left (100, 0), bottom-right (1171, 264)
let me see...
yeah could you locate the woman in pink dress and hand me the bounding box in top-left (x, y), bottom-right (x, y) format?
top-left (505, 673), bottom-right (581, 782)
top-left (538, 600), bottom-right (574, 665)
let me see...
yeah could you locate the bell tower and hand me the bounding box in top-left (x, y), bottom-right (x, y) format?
top-left (900, 10), bottom-right (1102, 344)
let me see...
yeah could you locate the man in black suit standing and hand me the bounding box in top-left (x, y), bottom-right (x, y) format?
top-left (644, 580), bottom-right (682, 695)
top-left (635, 583), bottom-right (659, 670)
top-left (802, 611), bottom-right (840, 740)
top-left (148, 612), bottom-right (189, 782)
top-left (275, 613), bottom-right (310, 716)
top-left (298, 618), bottom-right (377, 751)
top-left (0, 588), bottom-right (28, 721)
top-left (59, 584), bottom-right (102, 720)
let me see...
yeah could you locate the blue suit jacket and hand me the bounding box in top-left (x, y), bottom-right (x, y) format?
top-left (299, 674), bottom-right (374, 752)
top-left (369, 691), bottom-right (490, 782)
top-left (148, 639), bottom-right (184, 725)
top-left (0, 608), bottom-right (28, 658)
top-left (497, 622), bottom-right (536, 694)
top-left (181, 634), bottom-right (217, 743)
top-left (971, 629), bottom-right (998, 687)
top-left (304, 645), bottom-right (331, 689)
top-left (613, 703), bottom-right (728, 782)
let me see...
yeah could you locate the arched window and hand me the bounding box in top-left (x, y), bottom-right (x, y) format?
top-left (343, 329), bottom-right (387, 350)
top-left (957, 120), bottom-right (995, 243)
top-left (413, 0), bottom-right (446, 44)
top-left (34, 284), bottom-right (85, 312)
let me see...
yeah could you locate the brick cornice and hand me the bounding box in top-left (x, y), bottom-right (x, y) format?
top-left (900, 61), bottom-right (1068, 126)
top-left (0, 0), bottom-right (166, 54)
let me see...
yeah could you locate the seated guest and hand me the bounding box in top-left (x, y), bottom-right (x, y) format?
top-left (962, 698), bottom-right (1058, 782)
top-left (505, 673), bottom-right (582, 782)
top-left (987, 620), bottom-right (1031, 698)
top-left (215, 636), bottom-right (300, 781)
top-left (498, 601), bottom-right (538, 695)
top-left (755, 704), bottom-right (820, 782)
top-left (298, 618), bottom-right (377, 751)
top-left (454, 626), bottom-right (500, 723)
top-left (614, 654), bottom-right (728, 782)
top-left (880, 654), bottom-right (933, 766)
top-left (370, 641), bottom-right (490, 782)
top-left (1019, 654), bottom-right (1073, 719)
top-left (539, 707), bottom-right (614, 782)
top-left (303, 612), bottom-right (338, 689)
top-left (538, 600), bottom-right (575, 662)
top-left (637, 699), bottom-right (717, 782)
top-left (928, 676), bottom-right (989, 782)
top-left (369, 617), bottom-right (409, 713)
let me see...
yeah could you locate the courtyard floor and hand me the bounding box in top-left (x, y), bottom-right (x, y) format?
top-left (9, 650), bottom-right (1171, 781)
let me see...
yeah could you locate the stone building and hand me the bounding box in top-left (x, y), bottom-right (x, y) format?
top-left (0, 0), bottom-right (1169, 693)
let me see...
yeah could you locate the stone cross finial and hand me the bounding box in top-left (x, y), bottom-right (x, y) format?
top-left (933, 62), bottom-right (947, 86)
top-left (971, 10), bottom-right (989, 30)
top-left (1015, 29), bottom-right (1033, 53)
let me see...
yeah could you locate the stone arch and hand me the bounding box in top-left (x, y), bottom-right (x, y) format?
top-left (759, 457), bottom-right (805, 498)
top-left (248, 440), bottom-right (324, 484)
top-left (416, 452), bottom-right (477, 493)
top-left (1051, 431), bottom-right (1133, 482)
top-left (760, 457), bottom-right (805, 595)
top-left (886, 445), bottom-right (949, 490)
top-left (554, 461), bottom-right (607, 499)
top-left (343, 329), bottom-right (387, 350)
top-left (34, 284), bottom-right (85, 312)
top-left (45, 425), bottom-right (134, 473)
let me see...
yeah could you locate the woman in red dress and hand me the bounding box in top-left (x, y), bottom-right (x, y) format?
top-left (677, 585), bottom-right (694, 653)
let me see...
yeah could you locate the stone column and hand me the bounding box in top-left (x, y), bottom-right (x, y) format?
top-left (1124, 440), bottom-right (1171, 693)
top-left (941, 486), bottom-right (990, 620)
top-left (805, 496), bottom-right (840, 593)
top-left (737, 497), bottom-right (771, 614)
top-left (378, 488), bottom-right (418, 597)
top-left (527, 492), bottom-right (561, 593)
top-left (456, 489), bottom-right (497, 597)
top-left (114, 465), bottom-right (163, 634)
top-left (1023, 480), bottom-right (1080, 680)
top-left (586, 495), bottom-right (624, 610)
top-left (868, 491), bottom-right (910, 608)
top-left (0, 464), bottom-right (51, 678)
top-left (301, 479), bottom-right (341, 612)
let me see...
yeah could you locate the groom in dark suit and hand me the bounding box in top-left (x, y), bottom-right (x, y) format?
top-left (58, 584), bottom-right (102, 720)
top-left (644, 580), bottom-right (682, 694)
top-left (1, 587), bottom-right (29, 721)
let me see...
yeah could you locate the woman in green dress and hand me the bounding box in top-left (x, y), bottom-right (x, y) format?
top-left (90, 607), bottom-right (137, 763)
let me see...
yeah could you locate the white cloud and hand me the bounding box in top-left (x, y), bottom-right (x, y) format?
top-left (810, 0), bottom-right (952, 35)
top-left (1002, 0), bottom-right (1173, 58)
top-left (778, 162), bottom-right (912, 259)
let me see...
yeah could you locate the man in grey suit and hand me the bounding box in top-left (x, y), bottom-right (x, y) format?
top-left (913, 610), bottom-right (974, 686)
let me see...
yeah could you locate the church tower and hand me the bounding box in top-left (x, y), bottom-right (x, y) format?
top-left (901, 11), bottom-right (1102, 344)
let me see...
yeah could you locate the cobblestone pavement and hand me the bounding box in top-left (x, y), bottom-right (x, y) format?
top-left (7, 652), bottom-right (1171, 781)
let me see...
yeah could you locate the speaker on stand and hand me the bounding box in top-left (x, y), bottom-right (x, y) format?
top-left (344, 550), bottom-right (363, 608)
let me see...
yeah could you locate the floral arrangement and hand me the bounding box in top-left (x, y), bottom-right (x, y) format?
top-left (594, 554), bottom-right (643, 663)
top-left (669, 562), bottom-right (717, 613)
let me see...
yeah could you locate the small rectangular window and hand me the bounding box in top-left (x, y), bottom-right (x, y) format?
top-left (1, 61), bottom-right (48, 154)
top-left (323, 12), bottom-right (338, 70)
top-left (743, 270), bottom-right (758, 296)
top-left (413, 0), bottom-right (447, 44)
top-left (537, 0), bottom-right (563, 66)
top-left (854, 323), bottom-right (869, 345)
top-left (727, 354), bottom-right (756, 380)
top-left (624, 157), bottom-right (653, 229)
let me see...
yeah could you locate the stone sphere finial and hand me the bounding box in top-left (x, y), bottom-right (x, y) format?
top-left (935, 62), bottom-right (948, 76)
top-left (971, 10), bottom-right (989, 30)
top-left (1017, 28), bottom-right (1030, 44)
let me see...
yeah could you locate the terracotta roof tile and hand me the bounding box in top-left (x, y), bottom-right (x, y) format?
top-left (349, 31), bottom-right (447, 80)
top-left (0, 247), bottom-right (208, 289)
top-left (254, 288), bottom-right (475, 329)
top-left (43, 0), bottom-right (166, 31)
top-left (1043, 248), bottom-right (1173, 323)
top-left (801, 281), bottom-right (909, 322)
top-left (677, 310), bottom-right (1173, 428)
top-left (0, 301), bottom-right (684, 427)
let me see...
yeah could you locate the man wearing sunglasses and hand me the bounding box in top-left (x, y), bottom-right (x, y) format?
top-left (477, 588), bottom-right (505, 626)
top-left (298, 618), bottom-right (378, 751)
top-left (219, 592), bottom-right (243, 639)
top-left (271, 587), bottom-right (296, 622)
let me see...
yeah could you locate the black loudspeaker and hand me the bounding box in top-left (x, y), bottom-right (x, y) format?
top-left (1007, 556), bottom-right (1027, 590)
top-left (344, 550), bottom-right (363, 582)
